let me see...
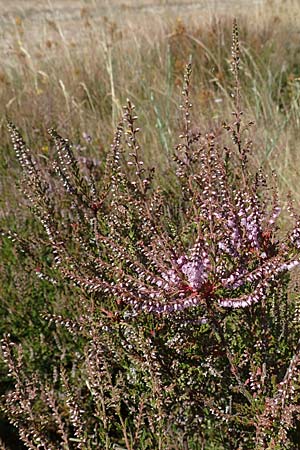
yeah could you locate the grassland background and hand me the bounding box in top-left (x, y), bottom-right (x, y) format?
top-left (2, 0), bottom-right (300, 204)
top-left (2, 0), bottom-right (300, 447)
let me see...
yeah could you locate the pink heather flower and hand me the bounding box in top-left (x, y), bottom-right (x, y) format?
top-left (181, 258), bottom-right (210, 290)
top-left (268, 206), bottom-right (281, 225)
top-left (157, 252), bottom-right (210, 293)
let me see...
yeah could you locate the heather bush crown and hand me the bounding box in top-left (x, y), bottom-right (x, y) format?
top-left (2, 21), bottom-right (300, 449)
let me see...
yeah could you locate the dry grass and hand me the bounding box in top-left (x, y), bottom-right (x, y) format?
top-left (1, 0), bottom-right (300, 214)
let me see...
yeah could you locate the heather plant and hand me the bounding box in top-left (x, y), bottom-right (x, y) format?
top-left (2, 22), bottom-right (300, 449)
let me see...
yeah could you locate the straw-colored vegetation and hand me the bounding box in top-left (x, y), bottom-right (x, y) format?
top-left (1, 0), bottom-right (300, 196)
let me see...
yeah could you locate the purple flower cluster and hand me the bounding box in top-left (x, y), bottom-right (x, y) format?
top-left (116, 128), bottom-right (300, 315)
